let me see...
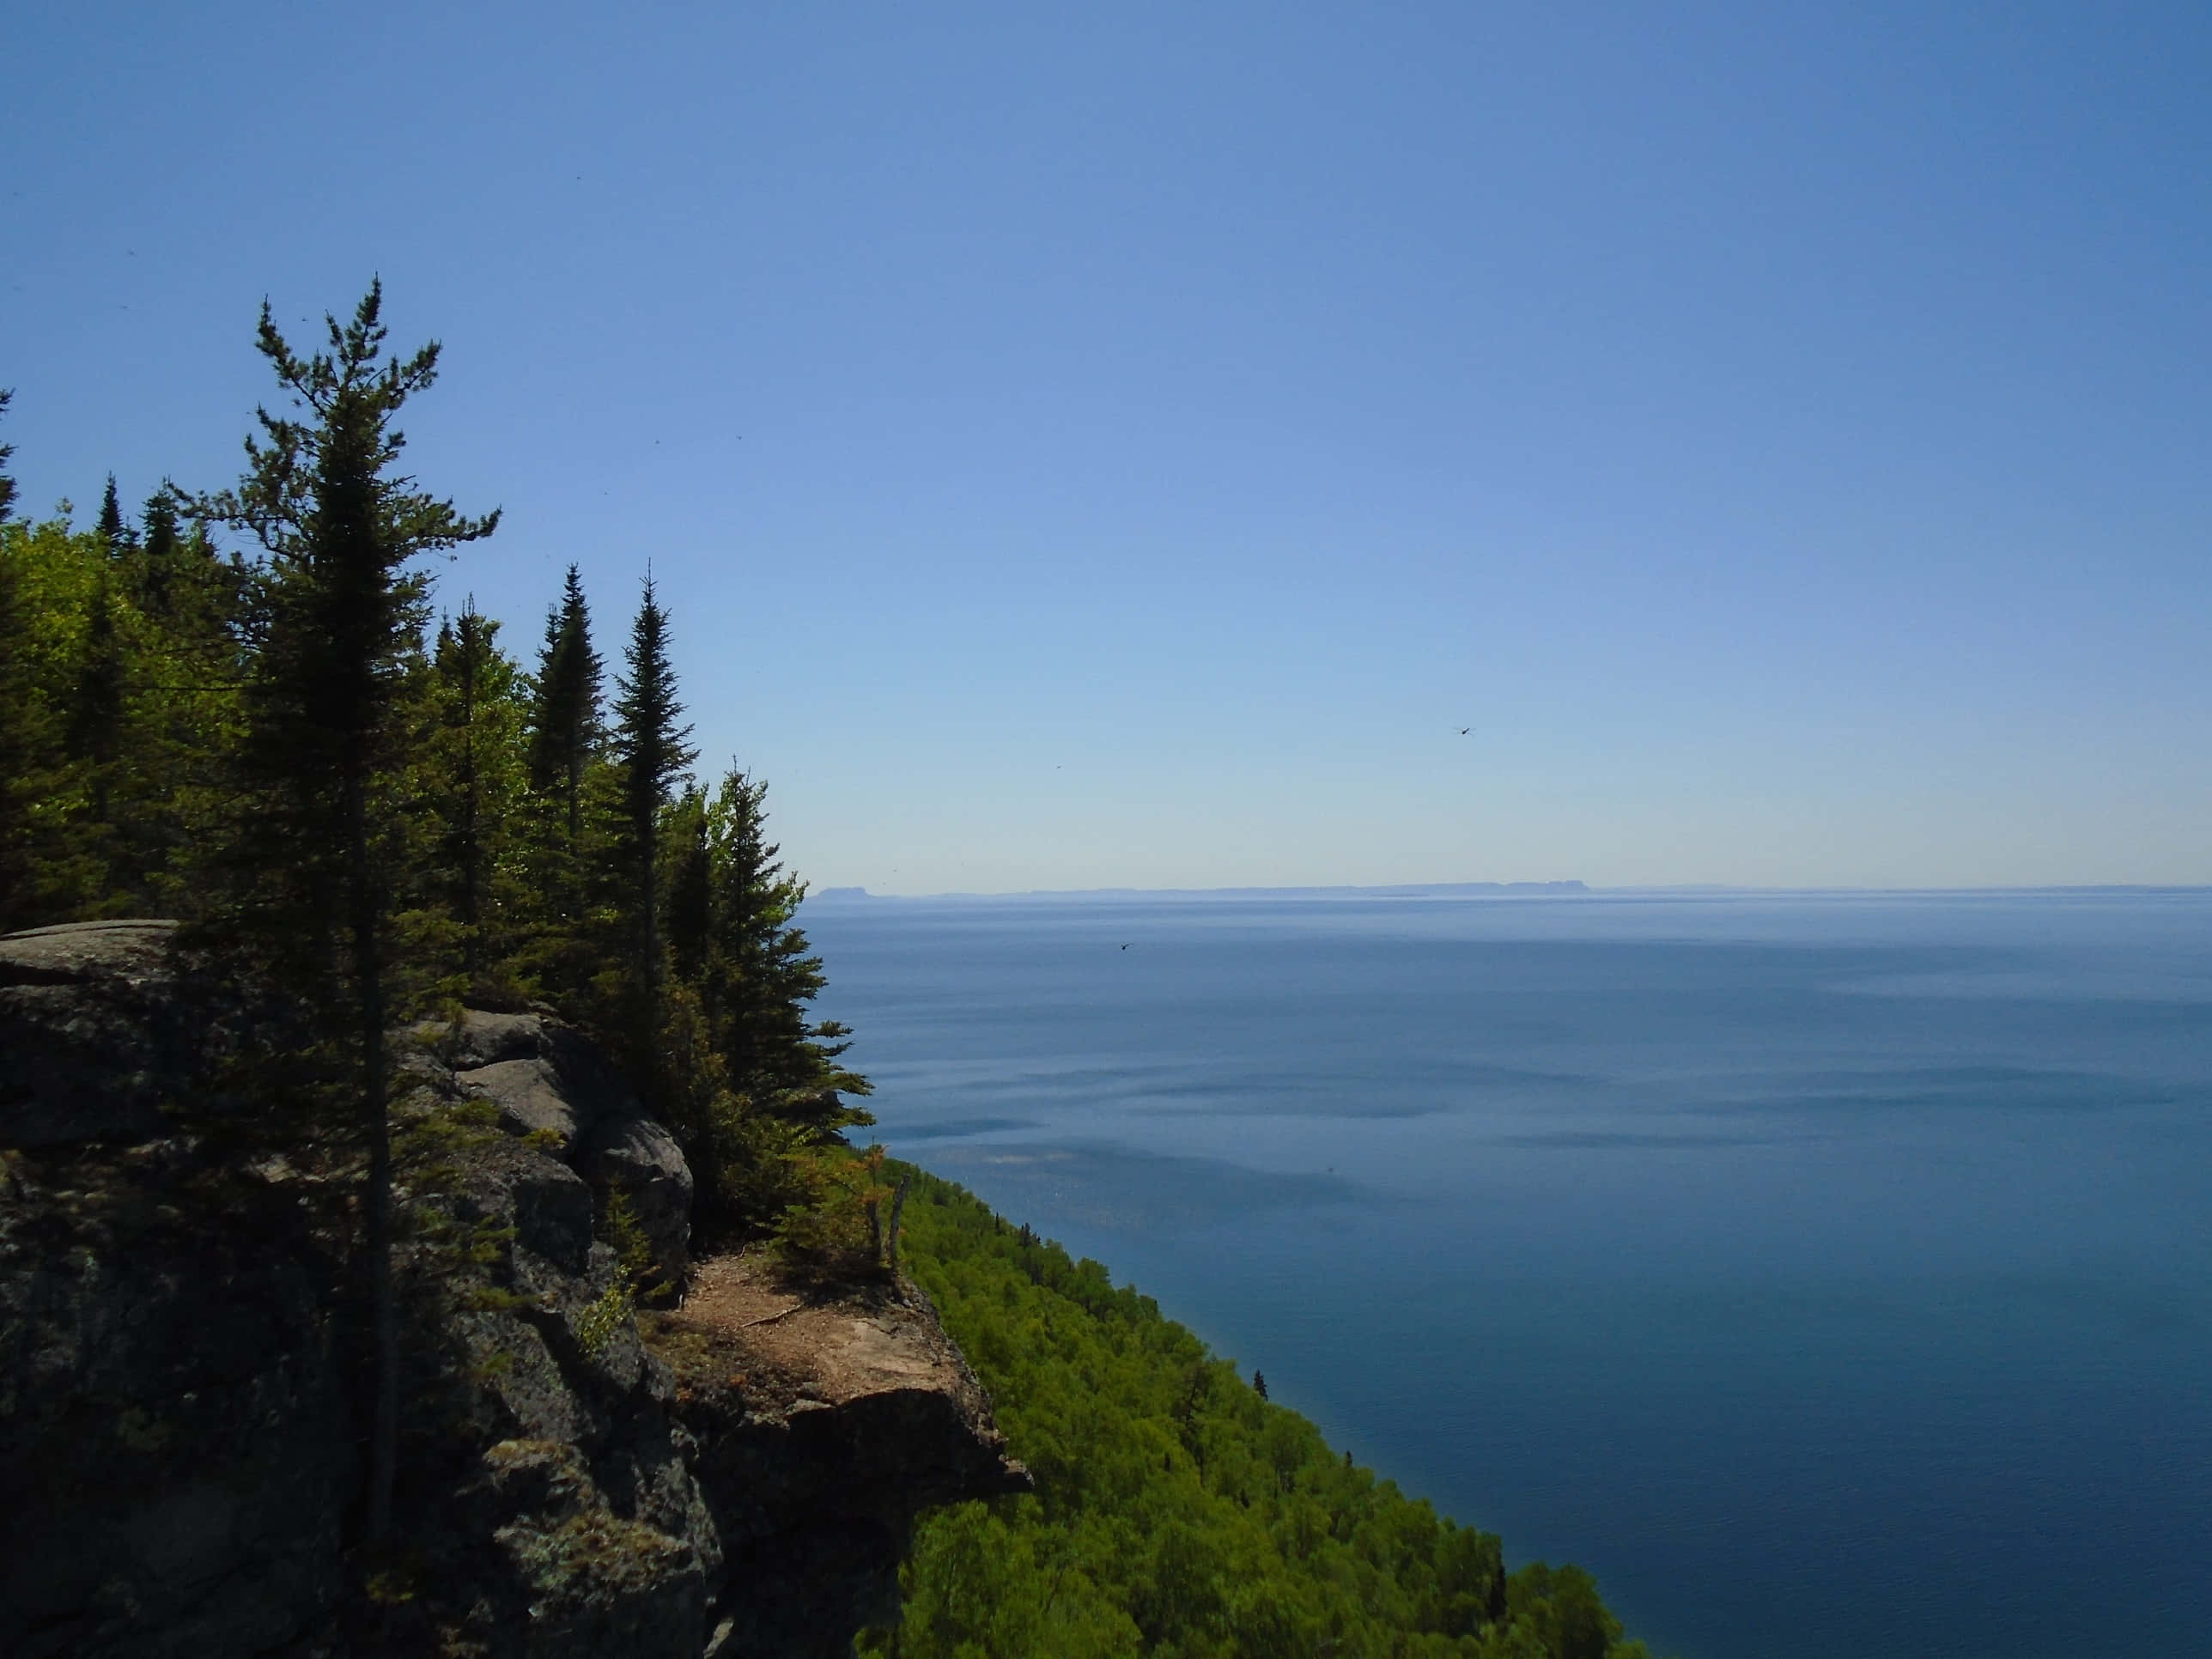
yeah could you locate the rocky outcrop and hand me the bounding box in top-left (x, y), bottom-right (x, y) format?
top-left (424, 1008), bottom-right (695, 1286)
top-left (0, 921), bottom-right (1028, 1658)
top-left (0, 1136), bottom-right (354, 1658)
top-left (0, 919), bottom-right (203, 1146)
top-left (644, 1257), bottom-right (1032, 1659)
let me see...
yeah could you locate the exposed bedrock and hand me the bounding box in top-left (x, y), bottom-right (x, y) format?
top-left (0, 921), bottom-right (1026, 1657)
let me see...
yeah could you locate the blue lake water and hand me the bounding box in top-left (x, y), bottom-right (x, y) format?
top-left (802, 890), bottom-right (2212, 1659)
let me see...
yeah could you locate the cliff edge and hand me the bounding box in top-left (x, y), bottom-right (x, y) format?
top-left (0, 921), bottom-right (1027, 1658)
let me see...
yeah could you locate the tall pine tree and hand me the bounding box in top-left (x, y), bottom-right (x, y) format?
top-left (0, 504), bottom-right (41, 926)
top-left (527, 564), bottom-right (603, 839)
top-left (96, 473), bottom-right (132, 551)
top-left (138, 488), bottom-right (181, 617)
top-left (192, 281), bottom-right (498, 1542)
top-left (611, 574), bottom-right (696, 1073)
top-left (0, 389), bottom-right (17, 520)
top-left (66, 567), bottom-right (125, 833)
top-left (427, 601), bottom-right (525, 988)
top-left (698, 769), bottom-right (872, 1136)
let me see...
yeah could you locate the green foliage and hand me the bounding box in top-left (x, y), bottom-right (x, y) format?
top-left (611, 574), bottom-right (696, 882)
top-left (770, 1142), bottom-right (893, 1274)
top-left (0, 502), bottom-right (245, 929)
top-left (97, 474), bottom-right (131, 550)
top-left (186, 280), bottom-right (498, 995)
top-left (417, 602), bottom-right (529, 995)
top-left (526, 563), bottom-right (604, 841)
top-left (0, 387), bottom-right (17, 521)
top-left (573, 1279), bottom-right (635, 1359)
top-left (186, 280), bottom-right (501, 1544)
top-left (606, 574), bottom-right (697, 1073)
top-left (1, 343), bottom-right (866, 1242)
top-left (685, 769), bottom-right (874, 1128)
top-left (862, 1170), bottom-right (1654, 1659)
top-left (599, 1183), bottom-right (672, 1306)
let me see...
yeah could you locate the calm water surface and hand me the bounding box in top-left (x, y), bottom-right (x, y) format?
top-left (804, 890), bottom-right (2212, 1659)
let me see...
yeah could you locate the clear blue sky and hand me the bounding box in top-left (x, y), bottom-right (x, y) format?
top-left (5, 2), bottom-right (2208, 891)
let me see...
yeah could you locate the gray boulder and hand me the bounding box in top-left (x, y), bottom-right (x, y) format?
top-left (0, 921), bottom-right (188, 1147)
top-left (418, 1010), bottom-right (692, 1282)
top-left (461, 1057), bottom-right (592, 1150)
top-left (580, 1112), bottom-right (696, 1288)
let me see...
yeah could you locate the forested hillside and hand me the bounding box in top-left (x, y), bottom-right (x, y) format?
top-left (863, 1167), bottom-right (1651, 1659)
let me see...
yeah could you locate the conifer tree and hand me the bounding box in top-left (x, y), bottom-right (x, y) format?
top-left (0, 525), bottom-right (39, 927)
top-left (427, 601), bottom-right (525, 986)
top-left (611, 574), bottom-right (696, 1066)
top-left (67, 567), bottom-right (125, 830)
top-left (192, 281), bottom-right (497, 1542)
top-left (138, 488), bottom-right (180, 617)
top-left (527, 564), bottom-right (603, 839)
top-left (0, 389), bottom-right (17, 520)
top-left (696, 768), bottom-right (872, 1136)
top-left (0, 393), bottom-right (41, 925)
top-left (97, 474), bottom-right (130, 550)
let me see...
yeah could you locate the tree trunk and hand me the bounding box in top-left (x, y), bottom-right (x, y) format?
top-left (349, 770), bottom-right (398, 1543)
top-left (639, 826), bottom-right (658, 1082)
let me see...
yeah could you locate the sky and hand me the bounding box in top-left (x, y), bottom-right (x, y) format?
top-left (4, 2), bottom-right (2209, 892)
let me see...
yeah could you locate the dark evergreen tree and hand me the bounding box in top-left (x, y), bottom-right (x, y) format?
top-left (96, 473), bottom-right (133, 551)
top-left (0, 389), bottom-right (16, 520)
top-left (67, 568), bottom-right (125, 830)
top-left (426, 601), bottom-right (524, 986)
top-left (610, 574), bottom-right (696, 1061)
top-left (138, 488), bottom-right (180, 617)
top-left (696, 769), bottom-right (872, 1137)
top-left (0, 526), bottom-right (41, 927)
top-left (191, 280), bottom-right (497, 1542)
top-left (664, 784), bottom-right (714, 988)
top-left (0, 392), bottom-right (23, 923)
top-left (526, 564), bottom-right (603, 839)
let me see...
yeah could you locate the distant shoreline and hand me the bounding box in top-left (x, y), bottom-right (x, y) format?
top-left (811, 879), bottom-right (1588, 903)
top-left (807, 880), bottom-right (2212, 904)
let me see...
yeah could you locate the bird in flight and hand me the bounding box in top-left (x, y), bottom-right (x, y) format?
top-left (1120, 943), bottom-right (1131, 951)
top-left (1456, 726), bottom-right (1472, 735)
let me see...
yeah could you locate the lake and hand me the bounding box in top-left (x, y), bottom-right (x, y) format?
top-left (803, 889), bottom-right (2212, 1659)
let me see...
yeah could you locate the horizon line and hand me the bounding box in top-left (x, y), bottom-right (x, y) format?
top-left (805, 879), bottom-right (2212, 903)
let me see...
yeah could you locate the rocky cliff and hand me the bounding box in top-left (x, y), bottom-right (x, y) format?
top-left (0, 921), bottom-right (1028, 1658)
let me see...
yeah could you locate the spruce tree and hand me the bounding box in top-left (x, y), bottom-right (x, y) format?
top-left (67, 567), bottom-right (125, 831)
top-left (0, 393), bottom-right (33, 924)
top-left (96, 473), bottom-right (134, 551)
top-left (0, 524), bottom-right (40, 927)
top-left (0, 389), bottom-right (17, 520)
top-left (192, 281), bottom-right (497, 1542)
top-left (610, 575), bottom-right (696, 1064)
top-left (427, 601), bottom-right (524, 986)
top-left (139, 488), bottom-right (180, 617)
top-left (698, 768), bottom-right (872, 1136)
top-left (527, 564), bottom-right (602, 839)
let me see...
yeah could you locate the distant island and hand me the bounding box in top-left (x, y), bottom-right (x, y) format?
top-left (809, 879), bottom-right (1589, 903)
